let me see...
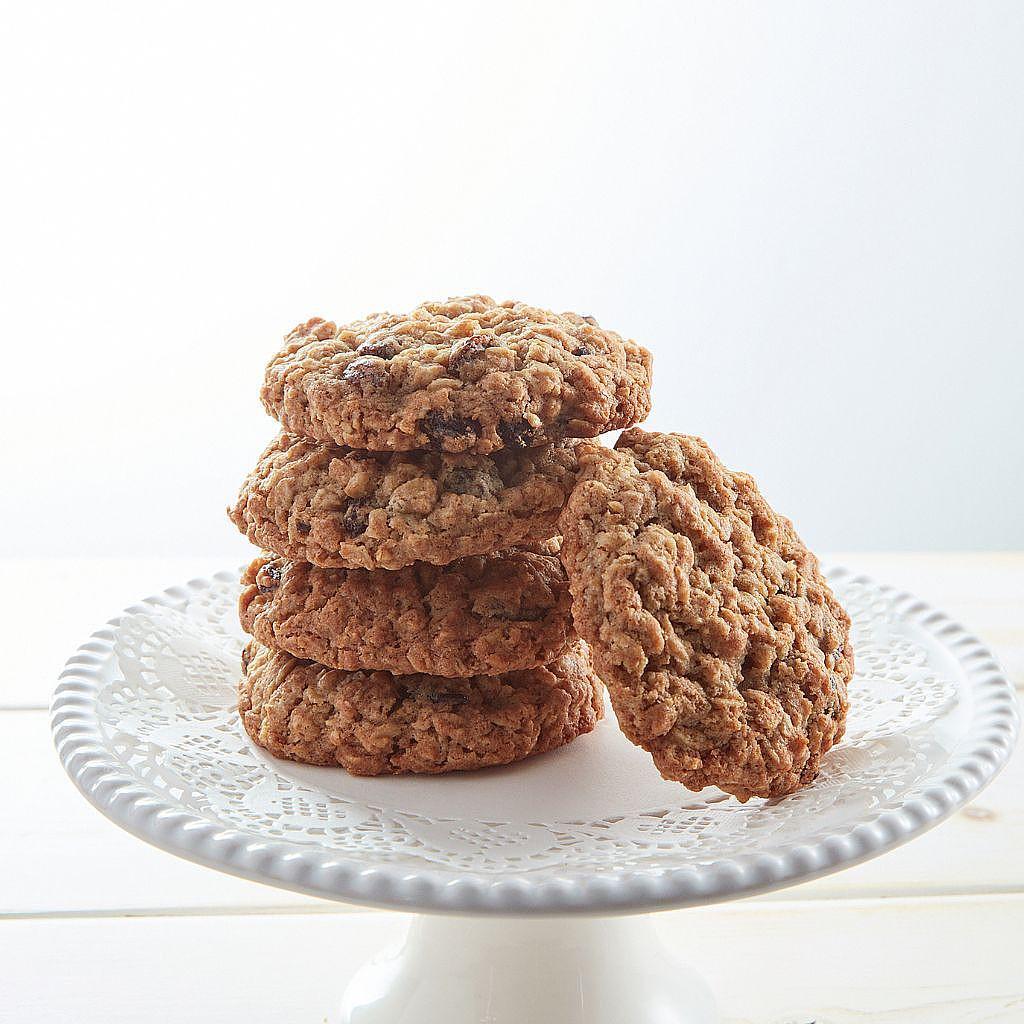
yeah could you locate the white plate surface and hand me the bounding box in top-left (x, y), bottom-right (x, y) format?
top-left (51, 566), bottom-right (1018, 915)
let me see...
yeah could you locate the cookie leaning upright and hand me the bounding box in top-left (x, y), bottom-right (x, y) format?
top-left (260, 295), bottom-right (653, 454)
top-left (558, 429), bottom-right (853, 801)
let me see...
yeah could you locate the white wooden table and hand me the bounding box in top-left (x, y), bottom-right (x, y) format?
top-left (3, 554), bottom-right (1022, 1022)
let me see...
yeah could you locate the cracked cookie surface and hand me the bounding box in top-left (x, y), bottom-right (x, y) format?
top-left (229, 432), bottom-right (579, 569)
top-left (260, 295), bottom-right (652, 453)
top-left (239, 548), bottom-right (573, 677)
top-left (239, 639), bottom-right (604, 775)
top-left (558, 429), bottom-right (852, 801)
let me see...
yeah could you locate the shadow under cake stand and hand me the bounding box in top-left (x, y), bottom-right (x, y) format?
top-left (51, 566), bottom-right (1019, 1023)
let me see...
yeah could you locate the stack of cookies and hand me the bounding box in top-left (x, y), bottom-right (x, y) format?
top-left (229, 295), bottom-right (654, 776)
top-left (230, 293), bottom-right (855, 801)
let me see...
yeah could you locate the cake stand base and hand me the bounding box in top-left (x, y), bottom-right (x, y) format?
top-left (334, 913), bottom-right (717, 1024)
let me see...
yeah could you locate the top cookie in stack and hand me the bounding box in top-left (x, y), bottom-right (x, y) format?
top-left (260, 294), bottom-right (652, 456)
top-left (228, 295), bottom-right (652, 776)
top-left (231, 295), bottom-right (653, 570)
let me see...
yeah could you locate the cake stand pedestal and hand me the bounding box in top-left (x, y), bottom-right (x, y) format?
top-left (336, 915), bottom-right (715, 1024)
top-left (51, 567), bottom-right (1018, 1024)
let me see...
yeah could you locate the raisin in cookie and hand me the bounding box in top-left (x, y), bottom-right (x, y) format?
top-left (558, 429), bottom-right (852, 801)
top-left (229, 432), bottom-right (579, 569)
top-left (260, 295), bottom-right (653, 453)
top-left (239, 639), bottom-right (604, 775)
top-left (239, 548), bottom-right (573, 677)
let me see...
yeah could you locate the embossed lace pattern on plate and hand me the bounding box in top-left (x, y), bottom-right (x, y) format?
top-left (94, 572), bottom-right (963, 875)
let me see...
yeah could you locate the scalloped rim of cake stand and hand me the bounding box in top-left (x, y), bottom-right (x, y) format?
top-left (51, 565), bottom-right (1019, 917)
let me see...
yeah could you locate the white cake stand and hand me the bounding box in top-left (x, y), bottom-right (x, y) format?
top-left (51, 566), bottom-right (1018, 1023)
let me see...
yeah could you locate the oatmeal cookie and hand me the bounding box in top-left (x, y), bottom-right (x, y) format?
top-left (239, 639), bottom-right (604, 774)
top-left (239, 548), bottom-right (573, 677)
top-left (260, 295), bottom-right (652, 453)
top-left (229, 432), bottom-right (579, 569)
top-left (558, 429), bottom-right (852, 801)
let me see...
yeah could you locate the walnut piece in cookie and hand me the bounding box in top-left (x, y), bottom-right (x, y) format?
top-left (260, 295), bottom-right (653, 453)
top-left (558, 429), bottom-right (853, 801)
top-left (228, 432), bottom-right (580, 569)
top-left (239, 548), bottom-right (574, 677)
top-left (238, 639), bottom-right (604, 775)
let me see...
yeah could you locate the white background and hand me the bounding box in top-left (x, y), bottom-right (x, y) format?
top-left (2, 0), bottom-right (1022, 559)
